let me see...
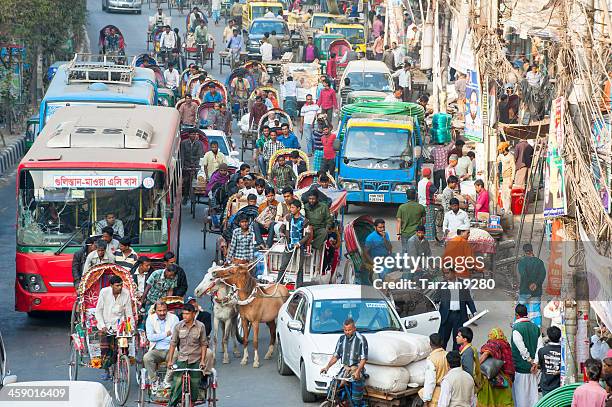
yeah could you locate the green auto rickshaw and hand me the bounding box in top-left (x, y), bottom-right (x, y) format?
top-left (25, 115), bottom-right (40, 151)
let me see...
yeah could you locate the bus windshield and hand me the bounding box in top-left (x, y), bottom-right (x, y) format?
top-left (344, 126), bottom-right (413, 170)
top-left (312, 16), bottom-right (338, 29)
top-left (250, 19), bottom-right (288, 35)
top-left (328, 27), bottom-right (364, 43)
top-left (345, 71), bottom-right (393, 92)
top-left (17, 169), bottom-right (168, 247)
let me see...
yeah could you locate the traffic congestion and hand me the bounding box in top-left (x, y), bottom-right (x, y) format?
top-left (1, 0), bottom-right (612, 407)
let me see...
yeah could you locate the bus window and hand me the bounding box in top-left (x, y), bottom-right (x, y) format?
top-left (17, 169), bottom-right (168, 247)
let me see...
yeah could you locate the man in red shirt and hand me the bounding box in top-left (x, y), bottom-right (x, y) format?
top-left (320, 123), bottom-right (337, 176)
top-left (317, 79), bottom-right (338, 126)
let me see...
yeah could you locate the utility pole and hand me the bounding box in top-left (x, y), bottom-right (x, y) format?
top-left (439, 3), bottom-right (451, 113)
top-left (431, 0), bottom-right (441, 112)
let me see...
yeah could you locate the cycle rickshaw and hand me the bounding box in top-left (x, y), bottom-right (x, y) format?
top-left (69, 263), bottom-right (143, 406)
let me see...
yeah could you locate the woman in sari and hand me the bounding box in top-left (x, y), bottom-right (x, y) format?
top-left (478, 327), bottom-right (515, 407)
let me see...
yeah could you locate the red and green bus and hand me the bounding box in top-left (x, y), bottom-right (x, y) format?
top-left (15, 105), bottom-right (182, 313)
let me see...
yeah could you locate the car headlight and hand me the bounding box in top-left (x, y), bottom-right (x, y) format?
top-left (340, 180), bottom-right (360, 191)
top-left (394, 184), bottom-right (412, 192)
top-left (311, 353), bottom-right (332, 366)
top-left (17, 273), bottom-right (48, 293)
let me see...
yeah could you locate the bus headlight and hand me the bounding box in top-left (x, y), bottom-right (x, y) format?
top-left (340, 180), bottom-right (360, 191)
top-left (17, 273), bottom-right (48, 293)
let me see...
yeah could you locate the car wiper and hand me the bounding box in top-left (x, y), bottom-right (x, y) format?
top-left (359, 327), bottom-right (402, 333)
top-left (345, 156), bottom-right (383, 162)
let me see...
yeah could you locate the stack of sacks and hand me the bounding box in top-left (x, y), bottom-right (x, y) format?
top-left (364, 332), bottom-right (431, 392)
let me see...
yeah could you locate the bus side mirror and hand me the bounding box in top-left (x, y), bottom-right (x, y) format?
top-left (333, 139), bottom-right (341, 151)
top-left (343, 157), bottom-right (349, 164)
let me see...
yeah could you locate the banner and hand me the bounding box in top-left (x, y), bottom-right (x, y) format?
top-left (464, 70), bottom-right (483, 142)
top-left (546, 219), bottom-right (563, 296)
top-left (591, 118), bottom-right (611, 212)
top-left (543, 97), bottom-right (567, 217)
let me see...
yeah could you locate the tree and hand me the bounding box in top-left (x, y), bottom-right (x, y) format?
top-left (0, 0), bottom-right (86, 107)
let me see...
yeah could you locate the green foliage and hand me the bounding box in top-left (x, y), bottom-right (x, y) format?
top-left (0, 0), bottom-right (86, 108)
top-left (0, 0), bottom-right (86, 57)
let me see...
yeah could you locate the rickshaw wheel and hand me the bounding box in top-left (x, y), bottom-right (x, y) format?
top-left (207, 384), bottom-right (217, 406)
top-left (68, 342), bottom-right (79, 381)
top-left (114, 354), bottom-right (131, 406)
top-left (138, 368), bottom-right (147, 407)
top-left (202, 213), bottom-right (208, 250)
top-left (134, 335), bottom-right (145, 386)
top-left (69, 301), bottom-right (78, 334)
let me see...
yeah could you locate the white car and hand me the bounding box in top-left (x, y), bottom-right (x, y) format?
top-left (339, 60), bottom-right (395, 98)
top-left (0, 331), bottom-right (115, 406)
top-left (202, 129), bottom-right (242, 170)
top-left (276, 284), bottom-right (438, 402)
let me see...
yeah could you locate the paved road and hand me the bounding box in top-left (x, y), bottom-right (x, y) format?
top-left (0, 1), bottom-right (514, 406)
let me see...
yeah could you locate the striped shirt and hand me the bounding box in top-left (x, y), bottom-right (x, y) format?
top-left (263, 139), bottom-right (285, 160)
top-left (333, 332), bottom-right (368, 367)
top-left (227, 227), bottom-right (255, 261)
top-left (113, 249), bottom-right (138, 269)
top-left (431, 143), bottom-right (455, 170)
top-left (313, 130), bottom-right (323, 151)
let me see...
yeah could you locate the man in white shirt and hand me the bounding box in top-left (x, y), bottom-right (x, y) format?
top-left (264, 8), bottom-right (275, 17)
top-left (455, 151), bottom-right (475, 181)
top-left (299, 94), bottom-right (320, 156)
top-left (95, 275), bottom-right (134, 379)
top-left (391, 41), bottom-right (405, 69)
top-left (442, 198), bottom-right (470, 237)
top-left (83, 240), bottom-right (115, 275)
top-left (163, 63), bottom-right (180, 92)
top-left (160, 25), bottom-right (177, 50)
top-left (143, 301), bottom-right (180, 386)
top-left (259, 37), bottom-right (273, 62)
top-left (437, 351), bottom-right (475, 407)
top-left (419, 333), bottom-right (449, 406)
top-left (392, 63), bottom-right (412, 101)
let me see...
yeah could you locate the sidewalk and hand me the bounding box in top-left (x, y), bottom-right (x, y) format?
top-left (0, 132), bottom-right (26, 177)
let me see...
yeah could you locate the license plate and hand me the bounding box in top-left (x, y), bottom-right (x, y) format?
top-left (368, 194), bottom-right (385, 203)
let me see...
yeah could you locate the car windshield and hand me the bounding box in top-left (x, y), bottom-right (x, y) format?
top-left (344, 126), bottom-right (413, 170)
top-left (328, 27), bottom-right (364, 43)
top-left (17, 169), bottom-right (168, 247)
top-left (345, 71), bottom-right (392, 91)
top-left (310, 298), bottom-right (402, 334)
top-left (250, 19), bottom-right (287, 35)
top-left (207, 136), bottom-right (229, 155)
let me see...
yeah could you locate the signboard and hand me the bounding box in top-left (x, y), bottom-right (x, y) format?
top-left (543, 97), bottom-right (567, 217)
top-left (464, 70), bottom-right (483, 142)
top-left (43, 172), bottom-right (142, 189)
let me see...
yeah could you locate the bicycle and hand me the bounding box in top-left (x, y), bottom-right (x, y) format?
top-left (182, 166), bottom-right (199, 218)
top-left (138, 365), bottom-right (217, 407)
top-left (320, 372), bottom-right (362, 407)
top-left (106, 330), bottom-right (133, 406)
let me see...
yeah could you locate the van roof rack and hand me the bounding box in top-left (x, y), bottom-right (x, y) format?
top-left (66, 53), bottom-right (134, 85)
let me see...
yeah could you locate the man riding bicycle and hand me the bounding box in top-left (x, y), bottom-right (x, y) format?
top-left (226, 28), bottom-right (243, 69)
top-left (160, 25), bottom-right (178, 64)
top-left (320, 318), bottom-right (368, 406)
top-left (166, 303), bottom-right (212, 407)
top-left (95, 275), bottom-right (135, 381)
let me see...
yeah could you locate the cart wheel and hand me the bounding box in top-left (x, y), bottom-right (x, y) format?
top-left (114, 354), bottom-right (131, 406)
top-left (70, 301), bottom-right (78, 334)
top-left (202, 223), bottom-right (208, 250)
top-left (207, 384), bottom-right (217, 407)
top-left (235, 314), bottom-right (249, 344)
top-left (68, 341), bottom-right (79, 381)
